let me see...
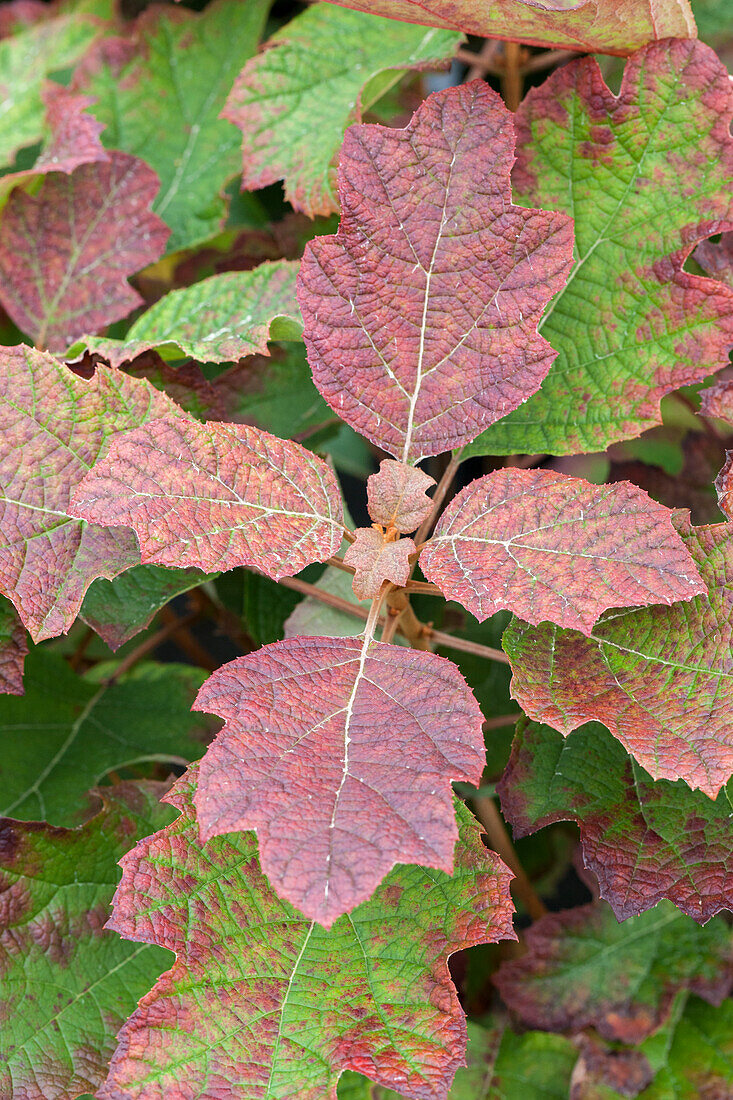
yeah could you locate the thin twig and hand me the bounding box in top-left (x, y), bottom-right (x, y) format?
top-left (415, 456), bottom-right (460, 547)
top-left (327, 555), bottom-right (355, 574)
top-left (104, 609), bottom-right (201, 683)
top-left (159, 606), bottom-right (219, 671)
top-left (404, 580), bottom-right (442, 595)
top-left (474, 795), bottom-right (547, 920)
top-left (501, 41), bottom-right (523, 112)
top-left (69, 626), bottom-right (95, 671)
top-left (483, 712), bottom-right (521, 730)
top-left (430, 628), bottom-right (510, 664)
top-left (278, 576), bottom-right (370, 621)
top-left (522, 48), bottom-right (578, 74)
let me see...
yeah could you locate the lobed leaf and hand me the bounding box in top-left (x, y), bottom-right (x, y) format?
top-left (194, 634), bottom-right (485, 925)
top-left (0, 152), bottom-right (169, 351)
top-left (0, 9), bottom-right (102, 169)
top-left (320, 0), bottom-right (694, 56)
top-left (422, 469), bottom-right (703, 634)
top-left (298, 81), bottom-right (574, 464)
top-left (100, 767), bottom-right (515, 1100)
top-left (343, 528), bottom-right (415, 599)
top-left (504, 515), bottom-right (733, 797)
top-left (75, 260), bottom-right (301, 366)
top-left (498, 718), bottom-right (733, 923)
top-left (494, 900), bottom-right (733, 1043)
top-left (71, 415), bottom-right (344, 577)
top-left (0, 596), bottom-right (26, 696)
top-left (0, 346), bottom-right (180, 641)
top-left (0, 781), bottom-right (174, 1100)
top-left (367, 460), bottom-right (435, 535)
top-left (223, 3), bottom-right (460, 217)
top-left (74, 0), bottom-right (270, 253)
top-left (465, 40), bottom-right (733, 458)
top-left (0, 647), bottom-right (209, 825)
top-left (81, 563), bottom-right (208, 650)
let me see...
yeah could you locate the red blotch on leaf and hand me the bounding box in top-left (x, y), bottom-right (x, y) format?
top-left (298, 81), bottom-right (574, 464)
top-left (194, 635), bottom-right (485, 925)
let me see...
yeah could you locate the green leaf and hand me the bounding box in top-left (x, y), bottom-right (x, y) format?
top-left (639, 995), bottom-right (733, 1097)
top-left (77, 0), bottom-right (269, 252)
top-left (0, 780), bottom-right (174, 1100)
top-left (0, 10), bottom-right (102, 169)
top-left (81, 563), bottom-right (209, 650)
top-left (0, 595), bottom-right (27, 695)
top-left (74, 260), bottom-right (301, 365)
top-left (464, 40), bottom-right (733, 458)
top-left (223, 3), bottom-right (461, 216)
top-left (498, 719), bottom-right (733, 924)
top-left (0, 648), bottom-right (210, 824)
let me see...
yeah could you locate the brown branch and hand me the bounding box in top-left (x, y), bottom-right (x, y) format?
top-left (415, 455), bottom-right (461, 547)
top-left (522, 48), bottom-right (578, 74)
top-left (69, 626), bottom-right (95, 671)
top-left (159, 606), bottom-right (219, 671)
top-left (104, 609), bottom-right (201, 684)
top-left (457, 40), bottom-right (502, 79)
top-left (278, 576), bottom-right (371, 622)
top-left (327, 555), bottom-right (355, 574)
top-left (501, 41), bottom-right (523, 112)
top-left (484, 712), bottom-right (521, 730)
top-left (473, 795), bottom-right (547, 920)
top-left (404, 580), bottom-right (442, 595)
top-left (429, 628), bottom-right (510, 664)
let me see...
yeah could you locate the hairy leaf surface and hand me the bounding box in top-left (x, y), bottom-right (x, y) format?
top-left (422, 469), bottom-right (703, 634)
top-left (344, 528), bottom-right (415, 599)
top-left (71, 416), bottom-right (344, 576)
top-left (0, 648), bottom-right (209, 824)
top-left (504, 517), bottom-right (733, 797)
top-left (494, 901), bottom-right (733, 1043)
top-left (81, 563), bottom-right (207, 650)
top-left (224, 4), bottom-right (460, 217)
top-left (0, 782), bottom-right (174, 1100)
top-left (499, 719), bottom-right (733, 923)
top-left (75, 0), bottom-right (269, 252)
top-left (700, 377), bottom-right (733, 424)
top-left (0, 596), bottom-right (26, 696)
top-left (100, 768), bottom-right (514, 1100)
top-left (298, 81), bottom-right (573, 464)
top-left (0, 153), bottom-right (169, 350)
top-left (321, 0), bottom-right (694, 55)
top-left (0, 10), bottom-right (102, 168)
top-left (465, 40), bottom-right (733, 458)
top-left (0, 346), bottom-right (179, 641)
top-left (77, 261), bottom-right (301, 366)
top-left (367, 460), bottom-right (435, 534)
top-left (194, 635), bottom-right (485, 924)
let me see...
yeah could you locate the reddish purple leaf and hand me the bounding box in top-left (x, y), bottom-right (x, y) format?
top-left (194, 635), bottom-right (485, 925)
top-left (715, 450), bottom-right (733, 519)
top-left (0, 597), bottom-right (26, 695)
top-left (499, 719), bottom-right (733, 924)
top-left (343, 527), bottom-right (415, 599)
top-left (494, 900), bottom-right (733, 1044)
top-left (701, 378), bottom-right (733, 425)
top-left (298, 81), bottom-right (574, 464)
top-left (71, 416), bottom-right (344, 577)
top-left (321, 0), bottom-right (695, 56)
top-left (0, 345), bottom-right (180, 641)
top-left (0, 152), bottom-right (168, 351)
top-left (569, 1035), bottom-right (653, 1098)
top-left (100, 767), bottom-right (515, 1099)
top-left (695, 230), bottom-right (733, 286)
top-left (421, 468), bottom-right (704, 634)
top-left (367, 459), bottom-right (435, 534)
top-left (503, 516), bottom-right (733, 797)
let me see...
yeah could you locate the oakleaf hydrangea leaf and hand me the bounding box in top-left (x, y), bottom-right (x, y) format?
top-left (694, 228), bottom-right (733, 286)
top-left (421, 469), bottom-right (704, 634)
top-left (194, 635), bottom-right (485, 924)
top-left (0, 346), bottom-right (180, 641)
top-left (74, 0), bottom-right (270, 253)
top-left (343, 528), bottom-right (415, 599)
top-left (0, 9), bottom-right (103, 169)
top-left (0, 781), bottom-right (174, 1100)
top-left (714, 450), bottom-right (733, 519)
top-left (494, 900), bottom-right (733, 1043)
top-left (0, 647), bottom-right (209, 825)
top-left (81, 563), bottom-right (208, 651)
top-left (100, 767), bottom-right (515, 1099)
top-left (638, 995), bottom-right (733, 1099)
top-left (321, 0), bottom-right (695, 56)
top-left (700, 377), bottom-right (733, 424)
top-left (223, 4), bottom-right (460, 217)
top-left (367, 460), bottom-right (435, 534)
top-left (0, 83), bottom-right (107, 210)
top-left (71, 416), bottom-right (344, 577)
top-left (0, 596), bottom-right (26, 696)
top-left (298, 81), bottom-right (574, 464)
top-left (75, 260), bottom-right (301, 366)
top-left (498, 718), bottom-right (733, 923)
top-left (503, 516), bottom-right (733, 797)
top-left (0, 152), bottom-right (169, 350)
top-left (465, 39), bottom-right (733, 458)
